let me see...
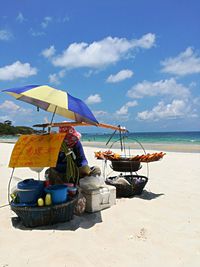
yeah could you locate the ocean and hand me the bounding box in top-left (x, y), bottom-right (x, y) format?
top-left (0, 131), bottom-right (200, 146)
top-left (81, 131), bottom-right (200, 145)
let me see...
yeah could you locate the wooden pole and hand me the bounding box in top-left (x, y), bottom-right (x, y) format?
top-left (33, 121), bottom-right (128, 132)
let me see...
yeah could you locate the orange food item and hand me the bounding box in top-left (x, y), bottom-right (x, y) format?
top-left (94, 150), bottom-right (166, 162)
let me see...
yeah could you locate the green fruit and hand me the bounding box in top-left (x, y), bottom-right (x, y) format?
top-left (10, 193), bottom-right (16, 200)
top-left (45, 194), bottom-right (52, 206)
top-left (37, 198), bottom-right (44, 206)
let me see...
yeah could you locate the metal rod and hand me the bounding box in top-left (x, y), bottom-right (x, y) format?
top-left (50, 106), bottom-right (57, 125)
top-left (119, 125), bottom-right (123, 151)
top-left (106, 129), bottom-right (117, 146)
top-left (8, 168), bottom-right (15, 205)
top-left (48, 106), bottom-right (57, 133)
top-left (131, 138), bottom-right (150, 179)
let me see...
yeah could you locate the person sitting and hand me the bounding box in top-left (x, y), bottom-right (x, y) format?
top-left (45, 125), bottom-right (101, 185)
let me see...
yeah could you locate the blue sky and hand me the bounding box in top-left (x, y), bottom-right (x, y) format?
top-left (0, 0), bottom-right (200, 132)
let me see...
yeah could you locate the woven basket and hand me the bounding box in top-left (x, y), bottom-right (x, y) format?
top-left (10, 196), bottom-right (78, 227)
top-left (105, 175), bottom-right (148, 198)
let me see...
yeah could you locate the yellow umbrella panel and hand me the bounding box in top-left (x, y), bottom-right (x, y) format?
top-left (3, 85), bottom-right (98, 124)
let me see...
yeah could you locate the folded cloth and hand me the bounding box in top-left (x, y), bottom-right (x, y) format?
top-left (115, 177), bottom-right (131, 185)
top-left (90, 166), bottom-right (101, 176)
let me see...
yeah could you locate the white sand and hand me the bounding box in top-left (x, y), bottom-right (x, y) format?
top-left (0, 143), bottom-right (200, 267)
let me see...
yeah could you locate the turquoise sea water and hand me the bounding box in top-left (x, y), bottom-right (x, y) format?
top-left (81, 131), bottom-right (200, 145)
top-left (0, 135), bottom-right (19, 142)
top-left (0, 131), bottom-right (200, 145)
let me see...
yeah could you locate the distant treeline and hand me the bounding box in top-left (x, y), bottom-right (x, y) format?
top-left (0, 120), bottom-right (37, 135)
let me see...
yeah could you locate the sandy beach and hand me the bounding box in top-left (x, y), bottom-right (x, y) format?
top-left (0, 142), bottom-right (200, 267)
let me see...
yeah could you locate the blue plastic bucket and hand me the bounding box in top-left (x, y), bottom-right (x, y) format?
top-left (17, 179), bottom-right (44, 204)
top-left (45, 184), bottom-right (68, 204)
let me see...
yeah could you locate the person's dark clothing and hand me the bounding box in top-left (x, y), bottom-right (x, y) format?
top-left (55, 140), bottom-right (88, 174)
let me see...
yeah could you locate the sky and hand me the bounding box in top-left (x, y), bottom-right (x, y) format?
top-left (0, 0), bottom-right (200, 133)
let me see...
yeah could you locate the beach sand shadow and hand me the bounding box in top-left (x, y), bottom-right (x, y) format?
top-left (11, 211), bottom-right (103, 231)
top-left (135, 189), bottom-right (164, 200)
top-left (11, 190), bottom-right (164, 230)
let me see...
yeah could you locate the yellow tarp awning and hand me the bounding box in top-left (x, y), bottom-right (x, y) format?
top-left (9, 133), bottom-right (66, 168)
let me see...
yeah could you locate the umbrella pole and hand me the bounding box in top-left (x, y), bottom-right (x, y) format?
top-left (48, 106), bottom-right (57, 133)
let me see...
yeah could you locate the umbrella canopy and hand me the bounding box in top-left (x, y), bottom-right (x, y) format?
top-left (2, 85), bottom-right (98, 125)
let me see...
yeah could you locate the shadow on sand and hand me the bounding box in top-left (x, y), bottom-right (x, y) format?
top-left (11, 211), bottom-right (103, 231)
top-left (11, 190), bottom-right (164, 230)
top-left (135, 189), bottom-right (165, 200)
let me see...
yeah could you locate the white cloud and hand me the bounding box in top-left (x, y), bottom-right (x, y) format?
top-left (62, 16), bottom-right (70, 22)
top-left (0, 100), bottom-right (32, 115)
top-left (132, 33), bottom-right (156, 49)
top-left (106, 69), bottom-right (133, 83)
top-left (137, 99), bottom-right (195, 121)
top-left (92, 110), bottom-right (111, 123)
top-left (30, 28), bottom-right (45, 37)
top-left (116, 101), bottom-right (138, 115)
top-left (161, 47), bottom-right (200, 76)
top-left (127, 78), bottom-right (190, 99)
top-left (85, 94), bottom-right (102, 105)
top-left (84, 70), bottom-right (95, 78)
top-left (93, 110), bottom-right (108, 117)
top-left (0, 29), bottom-right (12, 41)
top-left (49, 69), bottom-right (65, 85)
top-left (0, 100), bottom-right (20, 111)
top-left (51, 33), bottom-right (156, 68)
top-left (41, 16), bottom-right (52, 28)
top-left (16, 12), bottom-right (25, 23)
top-left (0, 115), bottom-right (11, 122)
top-left (41, 45), bottom-right (56, 58)
top-left (0, 61), bottom-right (37, 81)
top-left (193, 96), bottom-right (200, 106)
top-left (49, 73), bottom-right (60, 85)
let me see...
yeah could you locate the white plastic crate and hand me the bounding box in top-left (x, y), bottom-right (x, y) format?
top-left (81, 185), bottom-right (116, 213)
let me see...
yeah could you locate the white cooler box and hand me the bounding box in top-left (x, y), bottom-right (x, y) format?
top-left (81, 185), bottom-right (116, 213)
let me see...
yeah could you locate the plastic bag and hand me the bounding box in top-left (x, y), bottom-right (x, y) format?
top-left (79, 175), bottom-right (105, 190)
top-left (74, 190), bottom-right (86, 216)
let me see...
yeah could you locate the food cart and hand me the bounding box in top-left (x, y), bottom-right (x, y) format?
top-left (8, 133), bottom-right (78, 227)
top-left (94, 132), bottom-right (166, 198)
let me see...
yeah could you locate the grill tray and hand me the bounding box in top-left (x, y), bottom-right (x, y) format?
top-left (111, 160), bottom-right (141, 172)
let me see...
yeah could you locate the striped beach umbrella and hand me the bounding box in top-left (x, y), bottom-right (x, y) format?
top-left (3, 85), bottom-right (98, 125)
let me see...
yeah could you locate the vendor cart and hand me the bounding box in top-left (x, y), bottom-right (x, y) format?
top-left (8, 133), bottom-right (79, 227)
top-left (95, 133), bottom-right (165, 198)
